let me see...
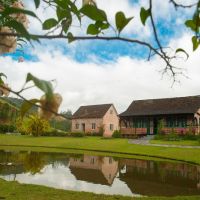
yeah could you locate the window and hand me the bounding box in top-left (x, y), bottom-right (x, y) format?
top-left (133, 119), bottom-right (147, 128)
top-left (92, 123), bottom-right (96, 129)
top-left (75, 123), bottom-right (79, 129)
top-left (90, 158), bottom-right (95, 164)
top-left (166, 117), bottom-right (187, 128)
top-left (109, 157), bottom-right (113, 164)
top-left (110, 124), bottom-right (114, 131)
top-left (110, 110), bottom-right (113, 114)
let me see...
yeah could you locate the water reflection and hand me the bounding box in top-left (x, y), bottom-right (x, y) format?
top-left (0, 150), bottom-right (200, 197)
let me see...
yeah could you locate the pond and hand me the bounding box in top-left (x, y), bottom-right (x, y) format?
top-left (0, 150), bottom-right (200, 197)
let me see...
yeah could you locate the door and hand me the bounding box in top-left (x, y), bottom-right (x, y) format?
top-left (81, 123), bottom-right (85, 132)
top-left (147, 119), bottom-right (150, 135)
top-left (153, 118), bottom-right (158, 135)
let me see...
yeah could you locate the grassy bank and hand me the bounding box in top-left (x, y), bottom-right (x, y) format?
top-left (150, 140), bottom-right (200, 146)
top-left (1, 135), bottom-right (200, 164)
top-left (0, 179), bottom-right (200, 200)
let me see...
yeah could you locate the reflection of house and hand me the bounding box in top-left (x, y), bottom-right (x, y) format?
top-left (120, 96), bottom-right (200, 136)
top-left (119, 159), bottom-right (200, 196)
top-left (72, 104), bottom-right (119, 137)
top-left (69, 155), bottom-right (118, 185)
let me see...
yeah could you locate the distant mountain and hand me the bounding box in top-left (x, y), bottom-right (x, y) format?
top-left (0, 97), bottom-right (23, 109)
top-left (0, 97), bottom-right (37, 112)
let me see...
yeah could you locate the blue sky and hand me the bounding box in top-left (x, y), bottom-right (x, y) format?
top-left (7, 0), bottom-right (195, 63)
top-left (1, 0), bottom-right (200, 112)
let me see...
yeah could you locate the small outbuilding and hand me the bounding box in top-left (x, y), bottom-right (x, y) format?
top-left (72, 104), bottom-right (119, 137)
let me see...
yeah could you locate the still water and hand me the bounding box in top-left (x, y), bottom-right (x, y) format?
top-left (0, 150), bottom-right (200, 197)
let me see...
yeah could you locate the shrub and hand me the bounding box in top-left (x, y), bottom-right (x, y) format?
top-left (41, 129), bottom-right (70, 137)
top-left (28, 115), bottom-right (50, 137)
top-left (112, 130), bottom-right (121, 138)
top-left (70, 132), bottom-right (85, 137)
top-left (164, 133), bottom-right (181, 141)
top-left (0, 124), bottom-right (15, 133)
top-left (16, 115), bottom-right (50, 137)
top-left (154, 134), bottom-right (165, 140)
top-left (157, 119), bottom-right (165, 135)
top-left (182, 134), bottom-right (199, 140)
top-left (85, 132), bottom-right (103, 137)
top-left (98, 125), bottom-right (105, 136)
top-left (186, 124), bottom-right (197, 135)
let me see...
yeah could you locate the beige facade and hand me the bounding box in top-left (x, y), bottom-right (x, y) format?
top-left (72, 105), bottom-right (119, 137)
top-left (69, 155), bottom-right (118, 185)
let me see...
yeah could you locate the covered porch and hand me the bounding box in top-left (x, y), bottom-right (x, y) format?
top-left (120, 114), bottom-right (199, 136)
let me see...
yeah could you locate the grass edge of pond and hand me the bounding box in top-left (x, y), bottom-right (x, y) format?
top-left (1, 178), bottom-right (200, 200)
top-left (0, 144), bottom-right (196, 165)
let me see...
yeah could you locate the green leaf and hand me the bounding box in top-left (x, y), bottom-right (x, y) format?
top-left (80, 5), bottom-right (107, 22)
top-left (192, 36), bottom-right (199, 51)
top-left (5, 20), bottom-right (30, 40)
top-left (87, 24), bottom-right (100, 35)
top-left (55, 0), bottom-right (81, 22)
top-left (26, 73), bottom-right (53, 99)
top-left (0, 73), bottom-right (7, 79)
top-left (0, 73), bottom-right (7, 85)
top-left (61, 18), bottom-right (72, 33)
top-left (185, 20), bottom-right (196, 31)
top-left (175, 48), bottom-right (189, 60)
top-left (140, 7), bottom-right (151, 26)
top-left (43, 18), bottom-right (58, 30)
top-left (20, 99), bottom-right (40, 118)
top-left (34, 0), bottom-right (40, 9)
top-left (115, 11), bottom-right (133, 34)
top-left (57, 6), bottom-right (71, 21)
top-left (1, 7), bottom-right (38, 19)
top-left (95, 21), bottom-right (109, 30)
top-left (67, 32), bottom-right (75, 43)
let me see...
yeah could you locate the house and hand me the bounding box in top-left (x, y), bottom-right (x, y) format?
top-left (72, 104), bottom-right (119, 137)
top-left (119, 159), bottom-right (200, 196)
top-left (69, 155), bottom-right (118, 185)
top-left (119, 96), bottom-right (200, 136)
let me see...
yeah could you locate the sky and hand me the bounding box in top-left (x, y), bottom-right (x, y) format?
top-left (0, 0), bottom-right (200, 113)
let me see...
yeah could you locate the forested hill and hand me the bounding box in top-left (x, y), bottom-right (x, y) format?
top-left (0, 97), bottom-right (23, 109)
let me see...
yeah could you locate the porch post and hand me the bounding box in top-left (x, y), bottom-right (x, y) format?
top-left (194, 113), bottom-right (200, 135)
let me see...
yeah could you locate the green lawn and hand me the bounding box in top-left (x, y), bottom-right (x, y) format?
top-left (0, 134), bottom-right (200, 164)
top-left (0, 179), bottom-right (200, 200)
top-left (150, 140), bottom-right (200, 146)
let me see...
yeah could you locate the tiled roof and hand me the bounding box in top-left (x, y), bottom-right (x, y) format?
top-left (72, 104), bottom-right (112, 119)
top-left (120, 96), bottom-right (200, 117)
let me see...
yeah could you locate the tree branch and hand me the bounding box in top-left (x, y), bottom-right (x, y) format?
top-left (0, 84), bottom-right (71, 120)
top-left (169, 0), bottom-right (199, 9)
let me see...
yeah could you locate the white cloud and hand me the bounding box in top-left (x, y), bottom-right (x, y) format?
top-left (1, 32), bottom-right (200, 114)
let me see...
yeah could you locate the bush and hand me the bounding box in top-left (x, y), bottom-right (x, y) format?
top-left (154, 133), bottom-right (181, 141)
top-left (112, 130), bottom-right (121, 138)
top-left (98, 125), bottom-right (105, 137)
top-left (0, 124), bottom-right (16, 133)
top-left (41, 129), bottom-right (70, 137)
top-left (182, 134), bottom-right (200, 140)
top-left (154, 134), bottom-right (165, 140)
top-left (85, 132), bottom-right (103, 137)
top-left (164, 133), bottom-right (181, 141)
top-left (157, 119), bottom-right (165, 135)
top-left (70, 132), bottom-right (85, 137)
top-left (16, 115), bottom-right (50, 137)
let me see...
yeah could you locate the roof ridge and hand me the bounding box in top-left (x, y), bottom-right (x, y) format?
top-left (132, 95), bottom-right (200, 102)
